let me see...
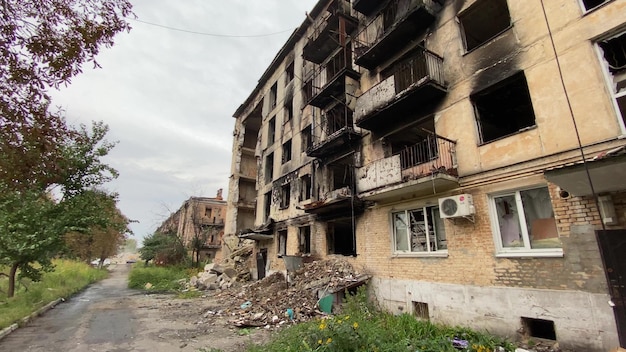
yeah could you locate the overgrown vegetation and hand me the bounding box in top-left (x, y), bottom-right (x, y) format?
top-left (244, 288), bottom-right (515, 352)
top-left (128, 263), bottom-right (193, 292)
top-left (139, 232), bottom-right (187, 266)
top-left (0, 259), bottom-right (107, 329)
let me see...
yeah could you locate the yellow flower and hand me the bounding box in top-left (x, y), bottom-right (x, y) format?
top-left (352, 322), bottom-right (359, 329)
top-left (326, 337), bottom-right (332, 344)
top-left (344, 315), bottom-right (350, 320)
top-left (317, 339), bottom-right (322, 345)
top-left (319, 322), bottom-right (326, 330)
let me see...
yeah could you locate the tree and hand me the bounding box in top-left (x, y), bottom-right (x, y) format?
top-left (140, 232), bottom-right (186, 266)
top-left (64, 190), bottom-right (131, 267)
top-left (0, 0), bottom-right (133, 298)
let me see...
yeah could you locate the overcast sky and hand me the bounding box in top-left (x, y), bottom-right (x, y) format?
top-left (50, 0), bottom-right (318, 242)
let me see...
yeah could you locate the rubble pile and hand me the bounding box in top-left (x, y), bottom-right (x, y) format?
top-left (190, 241), bottom-right (255, 291)
top-left (219, 258), bottom-right (369, 328)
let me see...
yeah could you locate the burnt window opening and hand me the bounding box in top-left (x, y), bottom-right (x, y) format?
top-left (286, 61), bottom-right (295, 83)
top-left (265, 152), bottom-right (274, 184)
top-left (285, 98), bottom-right (293, 121)
top-left (330, 163), bottom-right (353, 191)
top-left (268, 117), bottom-right (276, 146)
top-left (280, 183), bottom-right (291, 209)
top-left (598, 32), bottom-right (626, 128)
top-left (269, 82), bottom-right (278, 111)
top-left (582, 0), bottom-right (611, 11)
top-left (277, 230), bottom-right (287, 257)
top-left (302, 125), bottom-right (313, 153)
top-left (264, 191), bottom-right (272, 222)
top-left (472, 72), bottom-right (536, 144)
top-left (298, 226), bottom-right (311, 254)
top-left (282, 140), bottom-right (292, 164)
top-left (386, 119), bottom-right (439, 170)
top-left (324, 104), bottom-right (353, 136)
top-left (327, 220), bottom-right (355, 256)
top-left (204, 207), bottom-right (212, 218)
top-left (521, 317), bottom-right (557, 341)
top-left (458, 0), bottom-right (511, 52)
top-left (300, 175), bottom-right (312, 201)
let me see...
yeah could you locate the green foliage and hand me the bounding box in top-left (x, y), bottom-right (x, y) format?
top-left (246, 288), bottom-right (515, 352)
top-left (140, 232), bottom-right (187, 266)
top-left (127, 264), bottom-right (188, 292)
top-left (0, 259), bottom-right (107, 329)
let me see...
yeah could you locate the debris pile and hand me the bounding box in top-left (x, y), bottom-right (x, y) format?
top-left (218, 258), bottom-right (369, 328)
top-left (190, 240), bottom-right (255, 290)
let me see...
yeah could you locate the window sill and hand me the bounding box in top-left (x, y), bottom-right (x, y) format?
top-left (495, 250), bottom-right (563, 258)
top-left (581, 0), bottom-right (613, 15)
top-left (392, 251), bottom-right (449, 258)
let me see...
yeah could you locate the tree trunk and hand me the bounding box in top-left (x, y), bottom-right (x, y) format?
top-left (7, 262), bottom-right (19, 298)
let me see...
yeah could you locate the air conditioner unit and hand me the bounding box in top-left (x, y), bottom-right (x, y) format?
top-left (438, 194), bottom-right (475, 219)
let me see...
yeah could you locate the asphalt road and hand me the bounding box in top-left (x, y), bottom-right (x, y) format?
top-left (0, 264), bottom-right (264, 352)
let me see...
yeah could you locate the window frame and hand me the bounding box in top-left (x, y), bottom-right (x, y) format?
top-left (457, 0), bottom-right (512, 53)
top-left (280, 183), bottom-right (291, 209)
top-left (578, 0), bottom-right (613, 13)
top-left (487, 186), bottom-right (563, 258)
top-left (282, 139), bottom-right (292, 164)
top-left (390, 205), bottom-right (448, 257)
top-left (595, 31), bottom-right (626, 135)
top-left (277, 230), bottom-right (287, 257)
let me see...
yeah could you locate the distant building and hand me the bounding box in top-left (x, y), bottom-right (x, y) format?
top-left (225, 0), bottom-right (626, 350)
top-left (157, 189), bottom-right (226, 261)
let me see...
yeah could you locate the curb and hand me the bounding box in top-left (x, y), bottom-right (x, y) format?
top-left (0, 298), bottom-right (64, 341)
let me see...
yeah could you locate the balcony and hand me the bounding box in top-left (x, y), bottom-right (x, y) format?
top-left (303, 0), bottom-right (358, 64)
top-left (357, 134), bottom-right (458, 202)
top-left (307, 106), bottom-right (362, 158)
top-left (303, 49), bottom-right (360, 108)
top-left (355, 48), bottom-right (446, 131)
top-left (353, 0), bottom-right (379, 16)
top-left (302, 186), bottom-right (364, 220)
top-left (354, 0), bottom-right (443, 70)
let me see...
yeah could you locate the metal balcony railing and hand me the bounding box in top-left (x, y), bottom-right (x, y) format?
top-left (307, 0), bottom-right (353, 44)
top-left (303, 48), bottom-right (352, 105)
top-left (396, 133), bottom-right (456, 175)
top-left (391, 48), bottom-right (445, 93)
top-left (311, 108), bottom-right (354, 149)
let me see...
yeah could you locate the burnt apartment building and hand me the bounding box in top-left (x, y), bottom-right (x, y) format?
top-left (224, 0), bottom-right (626, 349)
top-left (157, 190), bottom-right (226, 261)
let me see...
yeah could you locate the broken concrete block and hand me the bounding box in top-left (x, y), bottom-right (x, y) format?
top-left (223, 267), bottom-right (238, 279)
top-left (204, 263), bottom-right (215, 272)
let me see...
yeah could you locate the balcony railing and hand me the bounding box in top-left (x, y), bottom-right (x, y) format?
top-left (307, 107), bottom-right (362, 158)
top-left (357, 133), bottom-right (457, 195)
top-left (303, 0), bottom-right (357, 64)
top-left (303, 48), bottom-right (359, 108)
top-left (355, 48), bottom-right (446, 130)
top-left (354, 0), bottom-right (443, 69)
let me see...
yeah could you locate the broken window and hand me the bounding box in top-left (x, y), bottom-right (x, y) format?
top-left (298, 226), bottom-right (311, 254)
top-left (282, 140), bottom-right (292, 164)
top-left (277, 230), bottom-right (287, 256)
top-left (285, 98), bottom-right (293, 121)
top-left (327, 220), bottom-right (355, 256)
top-left (598, 32), bottom-right (626, 131)
top-left (392, 206), bottom-right (446, 253)
top-left (286, 61), bottom-right (295, 83)
top-left (268, 117), bottom-right (276, 146)
top-left (330, 163), bottom-right (353, 191)
top-left (458, 0), bottom-right (511, 52)
top-left (581, 0), bottom-right (611, 11)
top-left (269, 82), bottom-right (278, 111)
top-left (280, 183), bottom-right (291, 209)
top-left (264, 191), bottom-right (272, 222)
top-left (204, 207), bottom-right (212, 218)
top-left (265, 152), bottom-right (274, 184)
top-left (490, 186), bottom-right (562, 254)
top-left (300, 174), bottom-right (312, 201)
top-left (301, 125), bottom-right (312, 153)
top-left (472, 71), bottom-right (536, 144)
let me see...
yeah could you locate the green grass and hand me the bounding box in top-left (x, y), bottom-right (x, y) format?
top-left (127, 263), bottom-right (191, 292)
top-left (245, 288), bottom-right (515, 352)
top-left (0, 259), bottom-right (108, 329)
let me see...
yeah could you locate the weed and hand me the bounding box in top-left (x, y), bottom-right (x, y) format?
top-left (127, 263), bottom-right (188, 292)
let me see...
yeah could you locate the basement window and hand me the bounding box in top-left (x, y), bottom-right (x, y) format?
top-left (597, 31), bottom-right (626, 132)
top-left (277, 230), bottom-right (287, 257)
top-left (581, 0), bottom-right (611, 12)
top-left (298, 226), bottom-right (311, 254)
top-left (458, 0), bottom-right (511, 52)
top-left (392, 206), bottom-right (447, 254)
top-left (280, 183), bottom-right (291, 209)
top-left (268, 117), bottom-right (276, 146)
top-left (472, 72), bottom-right (536, 144)
top-left (282, 140), bottom-right (292, 164)
top-left (265, 152), bottom-right (274, 184)
top-left (521, 317), bottom-right (557, 341)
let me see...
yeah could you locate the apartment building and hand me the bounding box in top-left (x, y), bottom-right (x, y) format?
top-left (157, 190), bottom-right (226, 261)
top-left (225, 0), bottom-right (626, 349)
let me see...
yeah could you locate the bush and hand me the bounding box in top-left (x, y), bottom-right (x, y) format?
top-left (127, 264), bottom-right (189, 292)
top-left (246, 287), bottom-right (515, 352)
